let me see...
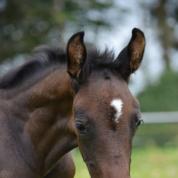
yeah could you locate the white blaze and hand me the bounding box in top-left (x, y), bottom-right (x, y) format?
top-left (110, 99), bottom-right (123, 123)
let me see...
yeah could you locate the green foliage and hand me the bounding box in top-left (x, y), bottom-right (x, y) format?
top-left (0, 0), bottom-right (55, 59)
top-left (138, 71), bottom-right (178, 112)
top-left (73, 147), bottom-right (178, 178)
top-left (0, 0), bottom-right (117, 60)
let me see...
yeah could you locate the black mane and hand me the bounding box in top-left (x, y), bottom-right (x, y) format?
top-left (77, 49), bottom-right (118, 84)
top-left (0, 46), bottom-right (66, 89)
top-left (87, 49), bottom-right (116, 69)
top-left (0, 45), bottom-right (117, 89)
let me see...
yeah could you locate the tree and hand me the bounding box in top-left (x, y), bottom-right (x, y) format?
top-left (0, 0), bottom-right (118, 61)
top-left (142, 0), bottom-right (178, 71)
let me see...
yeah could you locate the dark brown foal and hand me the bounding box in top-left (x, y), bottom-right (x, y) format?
top-left (0, 28), bottom-right (145, 178)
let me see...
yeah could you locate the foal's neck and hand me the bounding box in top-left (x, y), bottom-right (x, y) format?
top-left (13, 67), bottom-right (77, 173)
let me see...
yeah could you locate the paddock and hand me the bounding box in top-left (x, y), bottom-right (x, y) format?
top-left (73, 112), bottom-right (178, 178)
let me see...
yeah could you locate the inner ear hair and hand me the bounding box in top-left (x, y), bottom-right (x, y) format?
top-left (67, 31), bottom-right (87, 79)
top-left (128, 28), bottom-right (145, 73)
top-left (114, 28), bottom-right (145, 81)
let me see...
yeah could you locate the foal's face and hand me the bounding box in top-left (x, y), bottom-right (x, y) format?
top-left (74, 73), bottom-right (140, 178)
top-left (67, 28), bottom-right (145, 178)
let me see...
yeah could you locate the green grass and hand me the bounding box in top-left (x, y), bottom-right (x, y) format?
top-left (73, 146), bottom-right (178, 178)
top-left (134, 124), bottom-right (178, 147)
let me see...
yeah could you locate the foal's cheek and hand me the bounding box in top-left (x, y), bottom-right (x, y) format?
top-left (77, 131), bottom-right (98, 157)
top-left (77, 142), bottom-right (93, 163)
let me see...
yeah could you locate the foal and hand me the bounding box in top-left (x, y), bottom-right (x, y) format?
top-left (0, 27), bottom-right (145, 178)
top-left (67, 28), bottom-right (145, 178)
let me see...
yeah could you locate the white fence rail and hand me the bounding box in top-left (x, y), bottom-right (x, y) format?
top-left (142, 112), bottom-right (178, 124)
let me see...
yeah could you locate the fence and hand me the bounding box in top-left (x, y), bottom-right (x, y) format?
top-left (134, 112), bottom-right (178, 147)
top-left (142, 112), bottom-right (178, 124)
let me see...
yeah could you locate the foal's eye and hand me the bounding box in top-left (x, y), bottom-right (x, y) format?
top-left (74, 110), bottom-right (90, 134)
top-left (135, 114), bottom-right (143, 127)
top-left (135, 118), bottom-right (141, 127)
top-left (75, 122), bottom-right (87, 134)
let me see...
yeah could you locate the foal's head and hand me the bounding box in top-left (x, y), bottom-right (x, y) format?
top-left (67, 29), bottom-right (145, 178)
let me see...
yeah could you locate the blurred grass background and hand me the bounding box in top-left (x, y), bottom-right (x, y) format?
top-left (73, 123), bottom-right (178, 178)
top-left (73, 146), bottom-right (178, 178)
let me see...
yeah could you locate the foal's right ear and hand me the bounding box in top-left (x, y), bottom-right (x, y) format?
top-left (115, 28), bottom-right (145, 81)
top-left (66, 32), bottom-right (86, 80)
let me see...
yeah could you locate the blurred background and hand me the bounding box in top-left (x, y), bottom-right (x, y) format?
top-left (0, 0), bottom-right (178, 177)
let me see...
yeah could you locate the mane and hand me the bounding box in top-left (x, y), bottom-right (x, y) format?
top-left (0, 45), bottom-right (118, 89)
top-left (0, 46), bottom-right (66, 89)
top-left (88, 49), bottom-right (116, 69)
top-left (76, 49), bottom-right (118, 84)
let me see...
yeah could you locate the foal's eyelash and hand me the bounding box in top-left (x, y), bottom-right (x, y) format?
top-left (136, 113), bottom-right (144, 126)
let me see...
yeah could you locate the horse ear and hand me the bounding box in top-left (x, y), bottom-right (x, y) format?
top-left (116, 28), bottom-right (145, 81)
top-left (66, 32), bottom-right (86, 79)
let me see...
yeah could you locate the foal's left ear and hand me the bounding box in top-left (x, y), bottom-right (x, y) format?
top-left (66, 32), bottom-right (86, 79)
top-left (116, 28), bottom-right (145, 81)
